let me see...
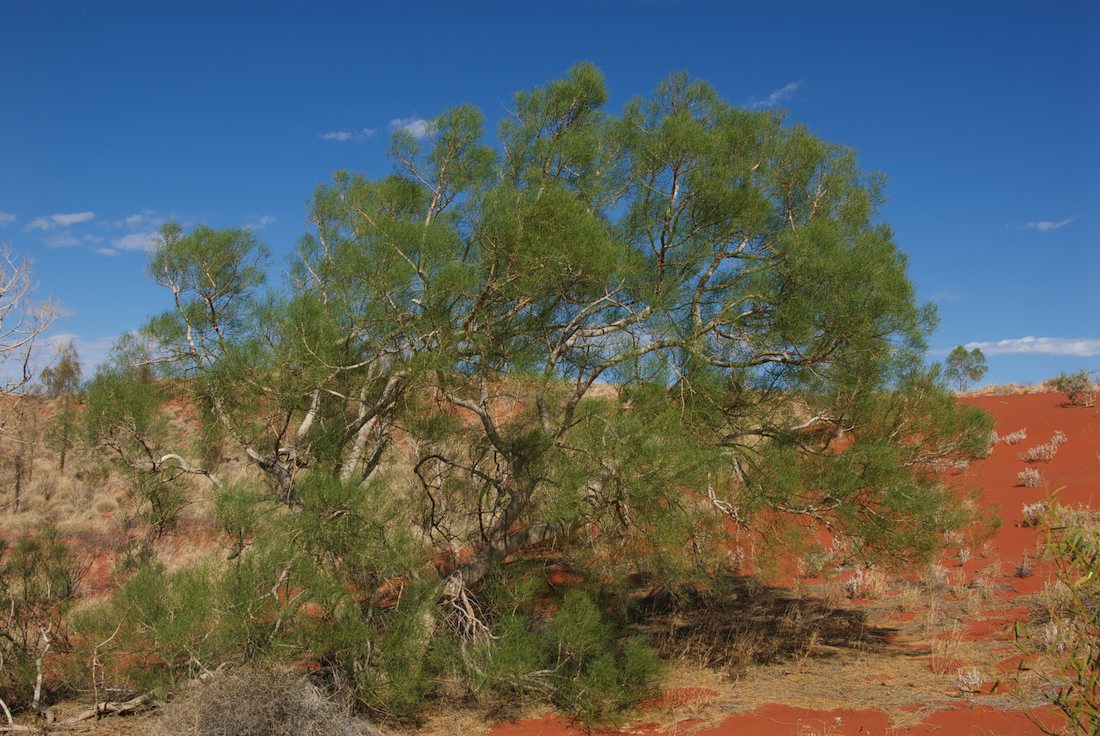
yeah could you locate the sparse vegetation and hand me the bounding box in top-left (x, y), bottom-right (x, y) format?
top-left (1018, 502), bottom-right (1100, 734)
top-left (1051, 370), bottom-right (1096, 408)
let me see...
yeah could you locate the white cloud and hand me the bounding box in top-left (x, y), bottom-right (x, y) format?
top-left (121, 210), bottom-right (166, 229)
top-left (112, 231), bottom-right (158, 252)
top-left (53, 211), bottom-right (95, 226)
top-left (0, 213), bottom-right (15, 226)
top-left (1024, 217), bottom-right (1075, 232)
top-left (244, 215), bottom-right (276, 230)
top-left (26, 211), bottom-right (96, 230)
top-left (320, 127), bottom-right (376, 143)
top-left (749, 81), bottom-right (803, 109)
top-left (44, 232), bottom-right (81, 248)
top-left (95, 247), bottom-right (119, 257)
top-left (963, 336), bottom-right (1100, 357)
top-left (389, 116), bottom-right (434, 140)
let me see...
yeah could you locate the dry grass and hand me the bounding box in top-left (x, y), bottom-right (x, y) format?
top-left (928, 624), bottom-right (966, 675)
top-left (137, 666), bottom-right (381, 736)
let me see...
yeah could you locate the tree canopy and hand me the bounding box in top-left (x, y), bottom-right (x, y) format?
top-left (944, 345), bottom-right (988, 391)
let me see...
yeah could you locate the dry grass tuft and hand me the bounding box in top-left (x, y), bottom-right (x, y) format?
top-left (138, 666), bottom-right (380, 736)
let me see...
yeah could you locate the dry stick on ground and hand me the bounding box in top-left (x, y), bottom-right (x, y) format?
top-left (59, 694), bottom-right (151, 725)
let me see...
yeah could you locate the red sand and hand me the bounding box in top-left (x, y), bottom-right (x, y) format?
top-left (485, 704), bottom-right (1060, 736)
top-left (484, 393), bottom-right (1097, 736)
top-left (962, 394), bottom-right (1099, 562)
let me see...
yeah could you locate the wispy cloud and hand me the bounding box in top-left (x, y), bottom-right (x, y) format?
top-left (26, 211), bottom-right (96, 231)
top-left (749, 81), bottom-right (803, 109)
top-left (1023, 217), bottom-right (1075, 232)
top-left (95, 247), bottom-right (120, 257)
top-left (963, 336), bottom-right (1100, 357)
top-left (53, 211), bottom-right (96, 226)
top-left (320, 128), bottom-right (376, 143)
top-left (390, 116), bottom-right (433, 140)
top-left (112, 231), bottom-right (158, 252)
top-left (0, 213), bottom-right (15, 226)
top-left (41, 231), bottom-right (104, 249)
top-left (44, 233), bottom-right (81, 248)
top-left (244, 215), bottom-right (275, 230)
top-left (120, 210), bottom-right (167, 229)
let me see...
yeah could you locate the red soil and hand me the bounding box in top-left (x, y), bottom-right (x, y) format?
top-left (486, 703), bottom-right (1060, 736)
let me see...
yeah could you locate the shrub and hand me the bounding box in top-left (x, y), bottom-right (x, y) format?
top-left (1022, 501), bottom-right (1048, 526)
top-left (1015, 553), bottom-right (1034, 578)
top-left (1052, 370), bottom-right (1096, 408)
top-left (997, 428), bottom-right (1027, 445)
top-left (0, 526), bottom-right (82, 714)
top-left (956, 666), bottom-right (984, 696)
top-left (1019, 468), bottom-right (1044, 488)
top-left (1020, 443), bottom-right (1058, 463)
top-left (466, 586), bottom-right (663, 723)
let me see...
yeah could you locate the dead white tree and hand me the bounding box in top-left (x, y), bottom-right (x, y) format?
top-left (0, 247), bottom-right (56, 428)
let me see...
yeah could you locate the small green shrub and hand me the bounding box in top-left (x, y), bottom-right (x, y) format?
top-left (1051, 370), bottom-right (1096, 408)
top-left (0, 526), bottom-right (82, 712)
top-left (467, 587), bottom-right (663, 723)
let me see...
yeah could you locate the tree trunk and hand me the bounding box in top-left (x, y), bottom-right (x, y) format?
top-left (12, 460), bottom-right (21, 513)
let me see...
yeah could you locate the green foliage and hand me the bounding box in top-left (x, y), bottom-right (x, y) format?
top-left (944, 345), bottom-right (988, 391)
top-left (0, 527), bottom-right (82, 710)
top-left (467, 586), bottom-right (662, 722)
top-left (1052, 369), bottom-right (1096, 408)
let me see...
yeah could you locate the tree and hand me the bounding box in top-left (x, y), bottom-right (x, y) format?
top-left (944, 345), bottom-right (988, 391)
top-left (41, 340), bottom-right (82, 473)
top-left (86, 64), bottom-right (993, 718)
top-left (41, 340), bottom-right (81, 399)
top-left (0, 247), bottom-right (55, 429)
top-left (0, 526), bottom-right (81, 718)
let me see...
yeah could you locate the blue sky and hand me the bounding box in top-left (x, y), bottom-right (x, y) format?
top-left (1, 0), bottom-right (1097, 386)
